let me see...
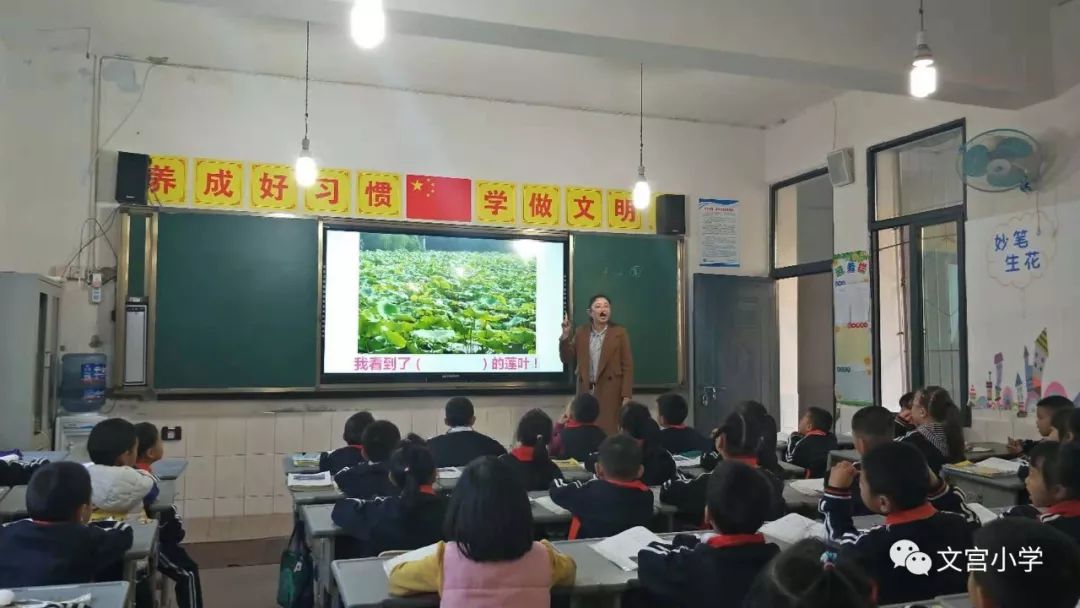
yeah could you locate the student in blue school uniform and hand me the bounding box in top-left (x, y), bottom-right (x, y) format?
top-left (134, 422), bottom-right (203, 608)
top-left (784, 406), bottom-right (839, 478)
top-left (820, 441), bottom-right (978, 605)
top-left (426, 397), bottom-right (506, 468)
top-left (894, 391), bottom-right (917, 438)
top-left (1008, 395), bottom-right (1074, 456)
top-left (550, 393), bottom-right (608, 462)
top-left (900, 386), bottom-right (967, 474)
top-left (736, 401), bottom-right (782, 476)
top-left (661, 410), bottom-right (784, 521)
top-left (0, 451), bottom-right (48, 486)
top-left (0, 462), bottom-right (133, 587)
top-left (743, 538), bottom-right (877, 608)
top-left (335, 420), bottom-right (402, 499)
top-left (319, 411), bottom-right (374, 474)
top-left (332, 435), bottom-right (448, 558)
top-left (85, 418), bottom-right (158, 519)
top-left (968, 518), bottom-right (1080, 608)
top-left (637, 460), bottom-right (781, 608)
top-left (1005, 441), bottom-right (1080, 543)
top-left (587, 401), bottom-right (676, 486)
top-left (498, 409), bottom-right (564, 492)
top-left (656, 393), bottom-right (713, 455)
top-left (548, 434), bottom-right (654, 540)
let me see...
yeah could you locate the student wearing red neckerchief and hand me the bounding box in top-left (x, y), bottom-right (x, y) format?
top-left (550, 394), bottom-right (607, 462)
top-left (1004, 440), bottom-right (1080, 544)
top-left (498, 409), bottom-right (563, 492)
top-left (784, 406), bottom-right (839, 478)
top-left (320, 411), bottom-right (375, 475)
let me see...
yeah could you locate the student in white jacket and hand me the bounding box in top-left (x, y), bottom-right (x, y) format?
top-left (85, 418), bottom-right (157, 519)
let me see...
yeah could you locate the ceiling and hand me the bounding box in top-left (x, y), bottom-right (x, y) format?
top-left (2, 0), bottom-right (1070, 128)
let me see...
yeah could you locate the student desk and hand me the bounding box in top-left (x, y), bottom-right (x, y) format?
top-left (940, 468), bottom-right (1025, 508)
top-left (782, 481), bottom-right (823, 515)
top-left (149, 480), bottom-right (177, 515)
top-left (0, 484), bottom-right (27, 521)
top-left (151, 458), bottom-right (188, 480)
top-left (777, 461), bottom-right (807, 479)
top-left (7, 582), bottom-right (131, 608)
top-left (21, 450), bottom-right (69, 462)
top-left (881, 593), bottom-right (970, 608)
top-left (124, 521), bottom-right (160, 607)
top-left (828, 443), bottom-right (1014, 471)
top-left (826, 448), bottom-right (861, 470)
top-left (0, 486), bottom-right (8, 505)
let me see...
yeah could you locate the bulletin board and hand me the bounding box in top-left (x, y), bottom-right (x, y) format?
top-left (834, 251), bottom-right (873, 406)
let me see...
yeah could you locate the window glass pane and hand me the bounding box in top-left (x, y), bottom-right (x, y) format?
top-left (876, 226), bottom-right (911, 409)
top-left (874, 127), bottom-right (964, 221)
top-left (920, 222), bottom-right (962, 400)
top-left (774, 173), bottom-right (833, 268)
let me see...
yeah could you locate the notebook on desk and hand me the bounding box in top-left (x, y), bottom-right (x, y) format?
top-left (287, 471), bottom-right (335, 491)
top-left (591, 526), bottom-right (663, 571)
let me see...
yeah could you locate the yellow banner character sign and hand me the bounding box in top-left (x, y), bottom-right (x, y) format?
top-left (250, 163), bottom-right (298, 210)
top-left (356, 171), bottom-right (402, 217)
top-left (605, 189), bottom-right (642, 231)
top-left (305, 168), bottom-right (351, 215)
top-left (147, 155), bottom-right (187, 205)
top-left (521, 184), bottom-right (561, 226)
top-left (194, 159), bottom-right (243, 208)
top-left (475, 181), bottom-right (517, 224)
top-left (565, 186), bottom-right (603, 229)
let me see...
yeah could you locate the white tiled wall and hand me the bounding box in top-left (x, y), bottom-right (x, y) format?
top-left (126, 402), bottom-right (573, 518)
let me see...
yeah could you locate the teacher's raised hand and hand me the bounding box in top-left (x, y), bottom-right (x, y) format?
top-left (560, 312), bottom-right (571, 341)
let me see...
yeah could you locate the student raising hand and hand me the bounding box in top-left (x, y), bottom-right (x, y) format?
top-left (828, 460), bottom-right (858, 490)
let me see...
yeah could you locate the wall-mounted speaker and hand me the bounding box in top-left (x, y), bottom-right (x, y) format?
top-left (115, 151), bottom-right (150, 205)
top-left (826, 147), bottom-right (855, 187)
top-left (655, 194), bottom-right (686, 235)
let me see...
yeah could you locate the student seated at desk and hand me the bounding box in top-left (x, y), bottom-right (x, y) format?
top-left (135, 423), bottom-right (203, 608)
top-left (900, 386), bottom-right (966, 474)
top-left (784, 407), bottom-right (838, 479)
top-left (1008, 395), bottom-right (1073, 457)
top-left (656, 393), bottom-right (712, 455)
top-left (0, 462), bottom-right (133, 588)
top-left (661, 411), bottom-right (784, 521)
top-left (427, 398), bottom-right (506, 468)
top-left (637, 461), bottom-right (780, 608)
top-left (85, 418), bottom-right (157, 520)
top-left (319, 411), bottom-right (374, 475)
top-left (820, 441), bottom-right (977, 605)
top-left (1005, 441), bottom-right (1080, 542)
top-left (388, 457), bottom-right (576, 608)
top-left (0, 451), bottom-right (48, 486)
top-left (840, 405), bottom-right (898, 516)
top-left (737, 401), bottom-right (782, 476)
top-left (743, 538), bottom-right (876, 608)
top-left (549, 394), bottom-right (606, 462)
top-left (894, 391), bottom-right (917, 438)
top-left (1049, 408), bottom-right (1074, 442)
top-left (548, 435), bottom-right (653, 540)
top-left (968, 518), bottom-right (1080, 608)
top-left (335, 420), bottom-right (401, 499)
top-left (587, 402), bottom-right (676, 487)
top-left (499, 409), bottom-right (563, 492)
top-left (333, 434), bottom-right (448, 558)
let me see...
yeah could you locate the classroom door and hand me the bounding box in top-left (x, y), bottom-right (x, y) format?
top-left (692, 275), bottom-right (779, 433)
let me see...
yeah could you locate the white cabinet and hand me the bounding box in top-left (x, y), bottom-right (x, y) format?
top-left (0, 273), bottom-right (62, 449)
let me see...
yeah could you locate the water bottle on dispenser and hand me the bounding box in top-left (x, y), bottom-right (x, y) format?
top-left (60, 353), bottom-right (107, 413)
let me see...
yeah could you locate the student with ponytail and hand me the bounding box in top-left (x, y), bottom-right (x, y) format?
top-left (743, 538), bottom-right (877, 608)
top-left (587, 401), bottom-right (676, 486)
top-left (499, 409), bottom-right (564, 491)
top-left (331, 434), bottom-right (447, 558)
top-left (901, 386), bottom-right (966, 473)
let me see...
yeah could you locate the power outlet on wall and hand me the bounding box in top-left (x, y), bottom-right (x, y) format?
top-left (161, 426), bottom-right (182, 441)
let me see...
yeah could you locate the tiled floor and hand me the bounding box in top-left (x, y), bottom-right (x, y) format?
top-left (201, 564), bottom-right (279, 608)
top-left (185, 514), bottom-right (293, 543)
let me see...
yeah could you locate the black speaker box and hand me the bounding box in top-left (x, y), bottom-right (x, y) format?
top-left (115, 151), bottom-right (150, 205)
top-left (655, 194), bottom-right (686, 235)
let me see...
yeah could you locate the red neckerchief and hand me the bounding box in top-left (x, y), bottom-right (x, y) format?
top-left (419, 485), bottom-right (436, 496)
top-left (348, 444), bottom-right (364, 452)
top-left (565, 420), bottom-right (598, 430)
top-left (885, 502), bottom-right (937, 526)
top-left (134, 462), bottom-right (152, 472)
top-left (569, 516), bottom-right (582, 540)
top-left (729, 455), bottom-right (759, 468)
top-left (603, 478), bottom-right (650, 492)
top-left (31, 520), bottom-right (61, 526)
top-left (705, 533), bottom-right (766, 548)
top-left (1046, 499), bottom-right (1080, 518)
top-left (511, 446), bottom-right (534, 462)
top-left (803, 430), bottom-right (828, 438)
top-left (664, 424), bottom-right (689, 430)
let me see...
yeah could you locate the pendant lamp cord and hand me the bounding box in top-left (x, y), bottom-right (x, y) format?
top-left (304, 21), bottom-right (311, 140)
top-left (638, 62), bottom-right (644, 172)
top-left (919, 0), bottom-right (925, 31)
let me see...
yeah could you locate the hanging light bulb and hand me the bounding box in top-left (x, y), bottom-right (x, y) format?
top-left (350, 0), bottom-right (386, 50)
top-left (908, 0), bottom-right (937, 98)
top-left (632, 62), bottom-right (651, 210)
top-left (295, 22), bottom-right (318, 188)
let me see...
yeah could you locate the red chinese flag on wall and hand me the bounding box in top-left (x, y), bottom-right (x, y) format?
top-left (405, 174), bottom-right (472, 222)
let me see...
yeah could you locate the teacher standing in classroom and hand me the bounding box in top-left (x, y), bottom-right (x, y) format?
top-left (559, 294), bottom-right (634, 435)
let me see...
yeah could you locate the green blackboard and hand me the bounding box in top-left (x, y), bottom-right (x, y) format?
top-left (153, 212), bottom-right (319, 390)
top-left (571, 234), bottom-right (681, 387)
